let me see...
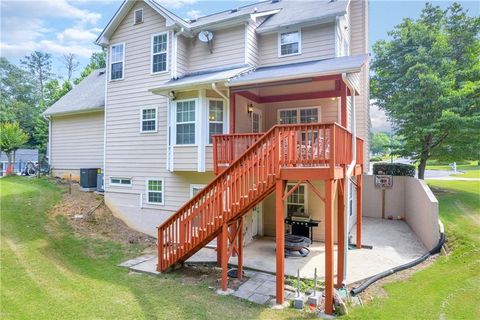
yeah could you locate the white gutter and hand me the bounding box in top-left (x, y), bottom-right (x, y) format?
top-left (211, 82), bottom-right (229, 101)
top-left (341, 72), bottom-right (357, 286)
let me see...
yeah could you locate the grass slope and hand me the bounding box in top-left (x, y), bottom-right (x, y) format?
top-left (346, 180), bottom-right (480, 319)
top-left (0, 177), bottom-right (312, 320)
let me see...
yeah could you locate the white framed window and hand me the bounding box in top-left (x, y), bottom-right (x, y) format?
top-left (252, 112), bottom-right (261, 133)
top-left (110, 177), bottom-right (132, 186)
top-left (176, 100), bottom-right (196, 145)
top-left (278, 107), bottom-right (319, 124)
top-left (134, 8), bottom-right (143, 25)
top-left (285, 183), bottom-right (308, 218)
top-left (140, 107), bottom-right (158, 132)
top-left (151, 32), bottom-right (168, 73)
top-left (190, 184), bottom-right (206, 197)
top-left (110, 43), bottom-right (124, 81)
top-left (278, 30), bottom-right (301, 57)
top-left (208, 99), bottom-right (225, 144)
top-left (146, 178), bottom-right (164, 205)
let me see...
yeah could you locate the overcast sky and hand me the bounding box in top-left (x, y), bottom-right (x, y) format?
top-left (1, 0), bottom-right (478, 131)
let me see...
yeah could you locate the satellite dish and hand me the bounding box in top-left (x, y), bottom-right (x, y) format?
top-left (198, 31), bottom-right (214, 53)
top-left (198, 30), bottom-right (213, 42)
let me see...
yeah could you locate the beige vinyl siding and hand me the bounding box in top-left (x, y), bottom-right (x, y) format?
top-left (50, 111), bottom-right (104, 174)
top-left (245, 17), bottom-right (266, 66)
top-left (205, 146), bottom-right (214, 171)
top-left (176, 35), bottom-right (189, 77)
top-left (172, 146), bottom-right (198, 171)
top-left (105, 1), bottom-right (215, 226)
top-left (258, 23), bottom-right (335, 66)
top-left (187, 25), bottom-right (245, 71)
top-left (349, 0), bottom-right (370, 162)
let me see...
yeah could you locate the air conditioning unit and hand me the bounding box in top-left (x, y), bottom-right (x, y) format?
top-left (80, 168), bottom-right (99, 189)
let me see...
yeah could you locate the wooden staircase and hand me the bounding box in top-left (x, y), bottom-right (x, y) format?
top-left (157, 122), bottom-right (363, 272)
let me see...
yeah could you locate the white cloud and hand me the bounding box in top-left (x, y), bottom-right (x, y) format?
top-left (57, 27), bottom-right (98, 42)
top-left (187, 9), bottom-right (202, 20)
top-left (370, 101), bottom-right (392, 133)
top-left (155, 0), bottom-right (197, 9)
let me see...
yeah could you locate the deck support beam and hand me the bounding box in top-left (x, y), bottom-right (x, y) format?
top-left (325, 179), bottom-right (336, 314)
top-left (237, 218), bottom-right (244, 281)
top-left (341, 81), bottom-right (347, 127)
top-left (275, 179), bottom-right (286, 305)
top-left (229, 93), bottom-right (236, 134)
top-left (356, 174), bottom-right (363, 249)
top-left (221, 223), bottom-right (228, 291)
top-left (336, 179), bottom-right (345, 288)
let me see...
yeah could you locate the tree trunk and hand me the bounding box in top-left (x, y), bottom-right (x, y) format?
top-left (6, 152), bottom-right (13, 176)
top-left (417, 156), bottom-right (428, 180)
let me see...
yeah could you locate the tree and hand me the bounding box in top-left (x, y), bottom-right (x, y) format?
top-left (371, 3), bottom-right (480, 179)
top-left (371, 132), bottom-right (391, 155)
top-left (21, 51), bottom-right (53, 101)
top-left (75, 51), bottom-right (106, 84)
top-left (62, 53), bottom-right (80, 82)
top-left (0, 122), bottom-right (29, 175)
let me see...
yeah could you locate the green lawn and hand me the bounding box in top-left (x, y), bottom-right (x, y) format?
top-left (426, 161), bottom-right (480, 178)
top-left (346, 180), bottom-right (480, 319)
top-left (0, 177), bottom-right (312, 320)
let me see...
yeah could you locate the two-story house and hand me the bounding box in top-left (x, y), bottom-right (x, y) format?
top-left (44, 0), bottom-right (369, 313)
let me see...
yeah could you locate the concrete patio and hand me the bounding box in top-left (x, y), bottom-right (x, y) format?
top-left (187, 217), bottom-right (426, 283)
top-left (119, 217), bottom-right (427, 285)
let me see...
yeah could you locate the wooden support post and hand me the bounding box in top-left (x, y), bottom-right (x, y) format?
top-left (275, 179), bottom-right (286, 305)
top-left (325, 179), bottom-right (336, 315)
top-left (336, 179), bottom-right (345, 288)
top-left (238, 218), bottom-right (244, 281)
top-left (356, 175), bottom-right (363, 249)
top-left (221, 223), bottom-right (228, 291)
top-left (216, 235), bottom-right (222, 266)
top-left (340, 81), bottom-right (347, 128)
top-left (229, 93), bottom-right (236, 134)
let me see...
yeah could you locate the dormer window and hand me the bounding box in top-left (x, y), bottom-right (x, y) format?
top-left (134, 8), bottom-right (143, 25)
top-left (278, 30), bottom-right (301, 57)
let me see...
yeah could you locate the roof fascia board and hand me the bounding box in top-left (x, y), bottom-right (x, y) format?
top-left (45, 107), bottom-right (104, 118)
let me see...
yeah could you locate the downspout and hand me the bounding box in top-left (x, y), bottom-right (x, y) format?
top-left (43, 114), bottom-right (51, 165)
top-left (341, 72), bottom-right (357, 286)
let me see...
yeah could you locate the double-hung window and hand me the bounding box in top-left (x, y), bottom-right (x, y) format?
top-left (208, 100), bottom-right (224, 143)
top-left (146, 179), bottom-right (164, 204)
top-left (286, 183), bottom-right (307, 217)
top-left (176, 100), bottom-right (195, 145)
top-left (279, 30), bottom-right (301, 57)
top-left (278, 107), bottom-right (318, 124)
top-left (152, 33), bottom-right (168, 73)
top-left (141, 107), bottom-right (157, 132)
top-left (190, 184), bottom-right (206, 197)
top-left (110, 43), bottom-right (124, 80)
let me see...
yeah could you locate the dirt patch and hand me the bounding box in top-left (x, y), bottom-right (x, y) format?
top-left (175, 265), bottom-right (246, 290)
top-left (50, 179), bottom-right (156, 250)
top-left (348, 255), bottom-right (438, 303)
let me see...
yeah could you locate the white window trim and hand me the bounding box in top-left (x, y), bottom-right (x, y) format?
top-left (109, 177), bottom-right (132, 187)
top-left (285, 182), bottom-right (308, 217)
top-left (206, 98), bottom-right (227, 146)
top-left (109, 42), bottom-right (125, 81)
top-left (278, 29), bottom-right (302, 58)
top-left (151, 32), bottom-right (169, 75)
top-left (133, 8), bottom-right (143, 25)
top-left (190, 184), bottom-right (206, 197)
top-left (145, 178), bottom-right (165, 205)
top-left (174, 99), bottom-right (197, 146)
top-left (139, 107), bottom-right (158, 133)
top-left (277, 106), bottom-right (321, 124)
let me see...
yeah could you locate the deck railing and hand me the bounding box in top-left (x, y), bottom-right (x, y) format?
top-left (158, 123), bottom-right (363, 272)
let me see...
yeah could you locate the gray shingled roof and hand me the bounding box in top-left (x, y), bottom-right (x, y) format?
top-left (0, 149), bottom-right (38, 162)
top-left (43, 69), bottom-right (105, 116)
top-left (151, 64), bottom-right (253, 93)
top-left (229, 54), bottom-right (369, 86)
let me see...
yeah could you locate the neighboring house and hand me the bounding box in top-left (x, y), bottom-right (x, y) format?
top-left (43, 69), bottom-right (105, 180)
top-left (0, 149), bottom-right (38, 176)
top-left (47, 0), bottom-right (369, 313)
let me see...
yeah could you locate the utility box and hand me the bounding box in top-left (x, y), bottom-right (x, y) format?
top-left (80, 168), bottom-right (99, 188)
top-left (97, 171), bottom-right (104, 192)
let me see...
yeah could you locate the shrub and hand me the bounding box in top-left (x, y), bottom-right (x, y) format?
top-left (370, 156), bottom-right (382, 162)
top-left (373, 163), bottom-right (416, 177)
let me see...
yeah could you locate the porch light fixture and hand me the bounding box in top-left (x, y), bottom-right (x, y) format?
top-left (247, 103), bottom-right (254, 115)
top-left (168, 91), bottom-right (176, 100)
top-left (331, 97), bottom-right (336, 101)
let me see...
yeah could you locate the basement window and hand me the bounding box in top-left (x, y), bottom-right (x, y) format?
top-left (110, 177), bottom-right (132, 186)
top-left (134, 8), bottom-right (143, 24)
top-left (146, 179), bottom-right (164, 205)
top-left (285, 183), bottom-right (307, 218)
